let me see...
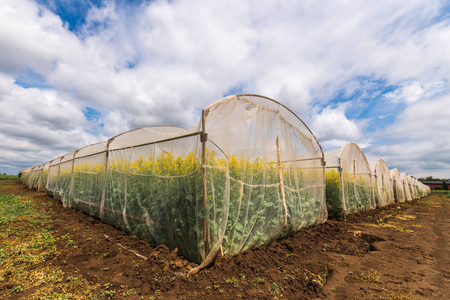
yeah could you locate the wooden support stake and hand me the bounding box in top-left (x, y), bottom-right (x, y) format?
top-left (201, 110), bottom-right (209, 257)
top-left (100, 140), bottom-right (110, 220)
top-left (68, 150), bottom-right (79, 197)
top-left (276, 137), bottom-right (288, 228)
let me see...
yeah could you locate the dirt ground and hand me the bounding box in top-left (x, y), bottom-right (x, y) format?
top-left (1, 181), bottom-right (449, 299)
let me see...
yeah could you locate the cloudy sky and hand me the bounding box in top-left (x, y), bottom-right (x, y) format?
top-left (1, 0), bottom-right (450, 178)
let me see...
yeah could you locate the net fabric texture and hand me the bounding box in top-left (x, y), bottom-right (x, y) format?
top-left (417, 181), bottom-right (428, 197)
top-left (26, 166), bottom-right (39, 189)
top-left (21, 167), bottom-right (32, 186)
top-left (389, 168), bottom-right (406, 203)
top-left (324, 143), bottom-right (375, 218)
top-left (104, 125), bottom-right (204, 262)
top-left (369, 159), bottom-right (395, 207)
top-left (47, 157), bottom-right (64, 197)
top-left (401, 172), bottom-right (413, 201)
top-left (415, 179), bottom-right (424, 198)
top-left (416, 180), bottom-right (423, 197)
top-left (22, 163), bottom-right (49, 192)
top-left (408, 176), bottom-right (420, 200)
top-left (203, 95), bottom-right (327, 258)
top-left (70, 142), bottom-right (108, 216)
top-left (19, 94), bottom-right (327, 264)
top-left (39, 163), bottom-right (50, 191)
top-left (422, 183), bottom-right (429, 195)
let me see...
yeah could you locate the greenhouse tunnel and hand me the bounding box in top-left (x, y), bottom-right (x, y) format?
top-left (324, 143), bottom-right (375, 218)
top-left (369, 159), bottom-right (395, 208)
top-left (389, 168), bottom-right (405, 203)
top-left (409, 176), bottom-right (420, 200)
top-left (20, 94), bottom-right (328, 264)
top-left (401, 172), bottom-right (413, 201)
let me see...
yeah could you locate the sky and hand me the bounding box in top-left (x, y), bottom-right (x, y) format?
top-left (1, 0), bottom-right (450, 178)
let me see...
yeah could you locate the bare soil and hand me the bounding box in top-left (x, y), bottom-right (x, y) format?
top-left (1, 181), bottom-right (449, 299)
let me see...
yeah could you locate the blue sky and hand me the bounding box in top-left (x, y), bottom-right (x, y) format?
top-left (1, 0), bottom-right (450, 178)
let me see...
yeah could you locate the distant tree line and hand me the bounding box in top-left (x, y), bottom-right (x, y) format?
top-left (418, 176), bottom-right (448, 182)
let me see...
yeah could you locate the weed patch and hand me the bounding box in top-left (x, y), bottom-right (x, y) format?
top-left (304, 269), bottom-right (327, 287)
top-left (0, 192), bottom-right (100, 299)
top-left (356, 269), bottom-right (383, 284)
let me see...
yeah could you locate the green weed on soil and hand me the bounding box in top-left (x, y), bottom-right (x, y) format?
top-left (0, 193), bottom-right (100, 299)
top-left (432, 190), bottom-right (450, 197)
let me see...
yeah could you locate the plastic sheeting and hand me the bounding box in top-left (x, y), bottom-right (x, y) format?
top-left (20, 94), bottom-right (328, 264)
top-left (324, 143), bottom-right (375, 217)
top-left (369, 159), bottom-right (395, 207)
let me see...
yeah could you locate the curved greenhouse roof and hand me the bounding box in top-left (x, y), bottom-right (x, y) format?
top-left (408, 175), bottom-right (420, 200)
top-left (401, 172), bottom-right (413, 201)
top-left (389, 168), bottom-right (406, 203)
top-left (20, 94), bottom-right (328, 264)
top-left (369, 159), bottom-right (394, 207)
top-left (324, 143), bottom-right (375, 217)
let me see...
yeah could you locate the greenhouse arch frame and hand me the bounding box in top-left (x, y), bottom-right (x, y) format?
top-left (369, 159), bottom-right (395, 208)
top-left (324, 143), bottom-right (375, 217)
top-left (21, 94), bottom-right (328, 264)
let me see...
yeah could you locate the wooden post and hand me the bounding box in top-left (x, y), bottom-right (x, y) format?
top-left (322, 156), bottom-right (326, 218)
top-left (338, 158), bottom-right (346, 215)
top-left (68, 150), bottom-right (80, 204)
top-left (55, 157), bottom-right (62, 199)
top-left (370, 172), bottom-right (375, 208)
top-left (276, 137), bottom-right (288, 228)
top-left (37, 166), bottom-right (42, 191)
top-left (46, 162), bottom-right (52, 191)
top-left (353, 159), bottom-right (357, 209)
top-left (100, 140), bottom-right (111, 220)
top-left (201, 110), bottom-right (210, 257)
top-left (123, 159), bottom-right (128, 228)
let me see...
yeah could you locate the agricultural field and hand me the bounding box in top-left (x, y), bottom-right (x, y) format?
top-left (432, 189), bottom-right (450, 197)
top-left (1, 180), bottom-right (449, 299)
top-left (0, 175), bottom-right (19, 181)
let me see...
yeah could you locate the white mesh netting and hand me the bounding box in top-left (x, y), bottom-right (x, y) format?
top-left (324, 143), bottom-right (375, 217)
top-left (369, 159), bottom-right (395, 207)
top-left (21, 94), bottom-right (328, 263)
top-left (21, 94), bottom-right (432, 262)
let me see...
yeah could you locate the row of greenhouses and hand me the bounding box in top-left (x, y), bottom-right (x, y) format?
top-left (323, 143), bottom-right (430, 218)
top-left (20, 94), bottom-right (431, 264)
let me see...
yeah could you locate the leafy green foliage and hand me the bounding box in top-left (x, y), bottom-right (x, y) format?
top-left (41, 148), bottom-right (324, 263)
top-left (326, 170), bottom-right (373, 218)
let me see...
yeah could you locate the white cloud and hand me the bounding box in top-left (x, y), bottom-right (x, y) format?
top-left (0, 0), bottom-right (81, 73)
top-left (0, 0), bottom-right (450, 177)
top-left (383, 95), bottom-right (450, 139)
top-left (310, 106), bottom-right (361, 142)
top-left (0, 73), bottom-right (105, 171)
top-left (366, 95), bottom-right (450, 177)
top-left (384, 81), bottom-right (446, 103)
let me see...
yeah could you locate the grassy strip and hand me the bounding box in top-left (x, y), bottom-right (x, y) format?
top-left (0, 174), bottom-right (20, 181)
top-left (0, 193), bottom-right (100, 299)
top-left (431, 190), bottom-right (450, 198)
top-left (432, 190), bottom-right (450, 194)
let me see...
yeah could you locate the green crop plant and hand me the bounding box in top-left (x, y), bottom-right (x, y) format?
top-left (43, 148), bottom-right (324, 263)
top-left (326, 170), bottom-right (373, 218)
